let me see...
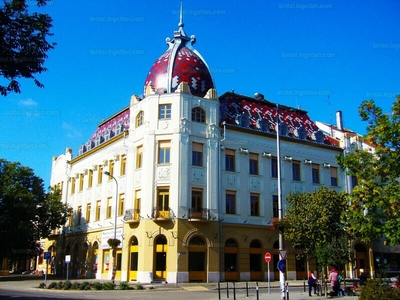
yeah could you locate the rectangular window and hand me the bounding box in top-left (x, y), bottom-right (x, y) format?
top-left (95, 200), bottom-right (101, 221)
top-left (191, 189), bottom-right (203, 212)
top-left (134, 190), bottom-right (141, 219)
top-left (331, 167), bottom-right (338, 186)
top-left (225, 149), bottom-right (235, 172)
top-left (71, 178), bottom-right (76, 194)
top-left (79, 174), bottom-right (84, 191)
top-left (351, 175), bottom-right (358, 188)
top-left (88, 170), bottom-right (93, 188)
top-left (68, 210), bottom-right (73, 226)
top-left (273, 195), bottom-right (278, 218)
top-left (249, 153), bottom-right (259, 175)
top-left (271, 157), bottom-right (278, 178)
top-left (86, 203), bottom-right (91, 223)
top-left (250, 193), bottom-right (260, 216)
top-left (98, 165), bottom-right (103, 184)
top-left (118, 193), bottom-right (125, 217)
top-left (159, 104), bottom-right (171, 119)
top-left (108, 160), bottom-right (114, 179)
top-left (77, 206), bottom-right (82, 225)
top-left (292, 160), bottom-right (301, 181)
top-left (136, 146), bottom-right (143, 168)
top-left (120, 155), bottom-right (126, 176)
top-left (192, 142), bottom-right (203, 166)
top-left (106, 197), bottom-right (112, 219)
top-left (157, 188), bottom-right (170, 211)
top-left (226, 190), bottom-right (236, 214)
top-left (312, 163), bottom-right (320, 184)
top-left (158, 141), bottom-right (171, 164)
top-left (157, 189), bottom-right (169, 211)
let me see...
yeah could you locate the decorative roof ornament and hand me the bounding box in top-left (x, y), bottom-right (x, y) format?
top-left (143, 4), bottom-right (215, 97)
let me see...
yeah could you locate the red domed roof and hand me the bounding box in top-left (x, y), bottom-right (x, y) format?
top-left (143, 18), bottom-right (215, 97)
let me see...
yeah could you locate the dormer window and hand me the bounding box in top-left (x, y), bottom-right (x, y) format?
top-left (95, 135), bottom-right (103, 147)
top-left (315, 130), bottom-right (325, 143)
top-left (298, 127), bottom-right (307, 140)
top-left (260, 119), bottom-right (269, 132)
top-left (239, 114), bottom-right (249, 128)
top-left (105, 129), bottom-right (113, 141)
top-left (78, 144), bottom-right (86, 156)
top-left (86, 140), bottom-right (94, 151)
top-left (116, 123), bottom-right (124, 135)
top-left (279, 123), bottom-right (288, 136)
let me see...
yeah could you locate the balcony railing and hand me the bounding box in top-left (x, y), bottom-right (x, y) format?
top-left (152, 207), bottom-right (173, 220)
top-left (123, 209), bottom-right (141, 223)
top-left (188, 208), bottom-right (210, 221)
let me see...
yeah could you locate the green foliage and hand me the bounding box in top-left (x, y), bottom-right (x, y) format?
top-left (38, 282), bottom-right (46, 288)
top-left (359, 278), bottom-right (400, 300)
top-left (63, 280), bottom-right (72, 290)
top-left (337, 96), bottom-right (400, 245)
top-left (56, 281), bottom-right (63, 289)
top-left (282, 187), bottom-right (351, 269)
top-left (0, 159), bottom-right (71, 263)
top-left (119, 281), bottom-right (131, 290)
top-left (92, 282), bottom-right (103, 290)
top-left (47, 282), bottom-right (57, 289)
top-left (0, 0), bottom-right (55, 96)
top-left (71, 282), bottom-right (81, 290)
top-left (107, 238), bottom-right (121, 248)
top-left (103, 282), bottom-right (115, 290)
top-left (80, 281), bottom-right (91, 290)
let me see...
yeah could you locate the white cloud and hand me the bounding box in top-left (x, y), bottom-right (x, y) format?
top-left (19, 98), bottom-right (38, 107)
top-left (62, 121), bottom-right (82, 139)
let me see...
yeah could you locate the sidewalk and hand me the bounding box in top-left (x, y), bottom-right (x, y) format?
top-left (0, 275), bottom-right (359, 299)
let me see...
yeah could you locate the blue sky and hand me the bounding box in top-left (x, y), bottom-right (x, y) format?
top-left (1, 0), bottom-right (399, 187)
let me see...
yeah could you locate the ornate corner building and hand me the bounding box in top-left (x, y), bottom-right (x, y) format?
top-left (39, 16), bottom-right (382, 283)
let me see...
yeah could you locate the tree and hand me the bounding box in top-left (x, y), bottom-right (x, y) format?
top-left (0, 0), bottom-right (55, 96)
top-left (0, 159), bottom-right (70, 266)
top-left (337, 96), bottom-right (400, 246)
top-left (279, 187), bottom-right (351, 271)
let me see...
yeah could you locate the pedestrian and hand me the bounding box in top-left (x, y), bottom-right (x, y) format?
top-left (329, 268), bottom-right (339, 296)
top-left (308, 271), bottom-right (318, 296)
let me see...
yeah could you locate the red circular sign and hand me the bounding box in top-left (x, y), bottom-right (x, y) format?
top-left (265, 252), bottom-right (272, 263)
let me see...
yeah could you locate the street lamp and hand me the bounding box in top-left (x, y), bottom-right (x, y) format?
top-left (276, 104), bottom-right (286, 299)
top-left (104, 171), bottom-right (118, 283)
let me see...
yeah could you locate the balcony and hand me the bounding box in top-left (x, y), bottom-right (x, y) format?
top-left (123, 209), bottom-right (141, 223)
top-left (152, 207), bottom-right (173, 221)
top-left (188, 208), bottom-right (210, 221)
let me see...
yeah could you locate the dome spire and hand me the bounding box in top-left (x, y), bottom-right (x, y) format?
top-left (175, 2), bottom-right (187, 38)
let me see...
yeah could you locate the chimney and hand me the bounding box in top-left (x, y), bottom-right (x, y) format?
top-left (336, 110), bottom-right (343, 131)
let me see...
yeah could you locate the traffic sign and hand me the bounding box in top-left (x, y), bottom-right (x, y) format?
top-left (65, 255), bottom-right (71, 264)
top-left (277, 259), bottom-right (286, 273)
top-left (44, 252), bottom-right (51, 260)
top-left (279, 250), bottom-right (287, 259)
top-left (265, 252), bottom-right (272, 263)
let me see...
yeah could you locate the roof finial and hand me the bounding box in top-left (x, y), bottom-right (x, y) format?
top-left (178, 2), bottom-right (184, 28)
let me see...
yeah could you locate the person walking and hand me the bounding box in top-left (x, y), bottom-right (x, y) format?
top-left (308, 271), bottom-right (318, 296)
top-left (329, 268), bottom-right (339, 296)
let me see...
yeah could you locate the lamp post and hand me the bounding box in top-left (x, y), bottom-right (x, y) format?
top-left (276, 104), bottom-right (286, 299)
top-left (104, 171), bottom-right (118, 283)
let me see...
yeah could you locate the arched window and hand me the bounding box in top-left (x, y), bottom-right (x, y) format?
top-left (116, 123), bottom-right (124, 135)
top-left (136, 111), bottom-right (144, 127)
top-left (192, 107), bottom-right (206, 123)
top-left (315, 130), bottom-right (325, 143)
